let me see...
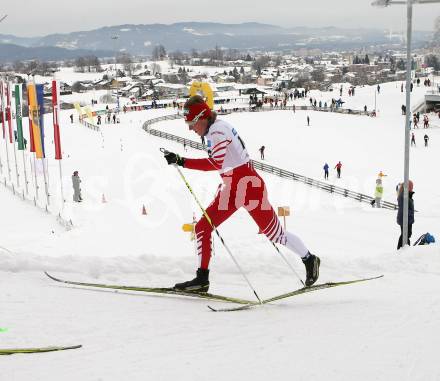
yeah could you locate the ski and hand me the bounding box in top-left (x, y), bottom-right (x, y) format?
top-left (208, 275), bottom-right (384, 312)
top-left (0, 345), bottom-right (82, 355)
top-left (44, 272), bottom-right (255, 305)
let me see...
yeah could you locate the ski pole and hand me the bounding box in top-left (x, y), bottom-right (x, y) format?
top-left (269, 242), bottom-right (305, 287)
top-left (160, 148), bottom-right (262, 304)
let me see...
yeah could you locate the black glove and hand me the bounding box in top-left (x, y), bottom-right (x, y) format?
top-left (164, 151), bottom-right (185, 166)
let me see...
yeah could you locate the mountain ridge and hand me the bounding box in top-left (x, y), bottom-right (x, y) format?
top-left (0, 22), bottom-right (433, 62)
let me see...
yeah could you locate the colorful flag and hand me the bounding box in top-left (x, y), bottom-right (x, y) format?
top-left (74, 102), bottom-right (82, 118)
top-left (6, 82), bottom-right (13, 144)
top-left (14, 84), bottom-right (25, 150)
top-left (27, 84), bottom-right (44, 158)
top-left (26, 85), bottom-right (35, 153)
top-left (36, 84), bottom-right (46, 157)
top-left (0, 81), bottom-right (5, 139)
top-left (51, 80), bottom-right (62, 160)
top-left (84, 106), bottom-right (94, 123)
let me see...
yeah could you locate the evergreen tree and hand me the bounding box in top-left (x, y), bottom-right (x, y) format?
top-left (396, 59), bottom-right (406, 71)
top-left (232, 67), bottom-right (239, 81)
top-left (425, 54), bottom-right (440, 71)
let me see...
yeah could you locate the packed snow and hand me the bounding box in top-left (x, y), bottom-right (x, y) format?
top-left (1, 76), bottom-right (439, 381)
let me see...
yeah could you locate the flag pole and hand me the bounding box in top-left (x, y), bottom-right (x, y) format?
top-left (22, 150), bottom-right (28, 195)
top-left (58, 160), bottom-right (65, 211)
top-left (15, 83), bottom-right (29, 195)
top-left (52, 79), bottom-right (65, 212)
top-left (8, 81), bottom-right (20, 188)
top-left (0, 79), bottom-right (4, 176)
top-left (42, 158), bottom-right (50, 206)
top-left (32, 155), bottom-right (39, 201)
top-left (35, 83), bottom-right (50, 207)
top-left (1, 80), bottom-right (11, 182)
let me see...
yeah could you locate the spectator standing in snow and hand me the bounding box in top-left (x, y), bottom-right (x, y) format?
top-left (424, 134), bottom-right (429, 147)
top-left (323, 163), bottom-right (329, 180)
top-left (374, 178), bottom-right (383, 208)
top-left (259, 146), bottom-right (265, 160)
top-left (411, 132), bottom-right (416, 146)
top-left (70, 114), bottom-right (74, 123)
top-left (377, 84), bottom-right (380, 94)
top-left (335, 161), bottom-right (342, 178)
top-left (413, 114), bottom-right (418, 128)
top-left (397, 181), bottom-right (415, 249)
top-left (423, 115), bottom-right (429, 128)
top-left (307, 116), bottom-right (310, 126)
top-left (72, 171), bottom-right (82, 202)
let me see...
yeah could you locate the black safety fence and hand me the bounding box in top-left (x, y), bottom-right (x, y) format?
top-left (142, 115), bottom-right (398, 211)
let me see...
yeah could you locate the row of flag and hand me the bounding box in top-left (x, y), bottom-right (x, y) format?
top-left (0, 80), bottom-right (62, 161)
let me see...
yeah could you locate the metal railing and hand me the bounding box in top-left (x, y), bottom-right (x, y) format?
top-left (142, 116), bottom-right (398, 210)
top-left (80, 118), bottom-right (101, 132)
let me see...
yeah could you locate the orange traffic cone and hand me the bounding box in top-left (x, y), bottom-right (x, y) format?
top-left (142, 204), bottom-right (147, 215)
top-left (101, 193), bottom-right (107, 203)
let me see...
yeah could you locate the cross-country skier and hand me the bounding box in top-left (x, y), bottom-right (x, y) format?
top-left (162, 95), bottom-right (320, 292)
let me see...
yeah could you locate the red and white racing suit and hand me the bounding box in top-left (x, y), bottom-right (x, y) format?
top-left (184, 119), bottom-right (309, 269)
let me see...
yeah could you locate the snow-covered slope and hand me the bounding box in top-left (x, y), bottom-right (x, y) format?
top-left (1, 79), bottom-right (439, 381)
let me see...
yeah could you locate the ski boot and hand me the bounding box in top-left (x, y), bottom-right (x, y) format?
top-left (302, 253), bottom-right (320, 287)
top-left (174, 268), bottom-right (210, 293)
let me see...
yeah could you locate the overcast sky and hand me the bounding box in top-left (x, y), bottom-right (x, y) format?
top-left (1, 0), bottom-right (439, 37)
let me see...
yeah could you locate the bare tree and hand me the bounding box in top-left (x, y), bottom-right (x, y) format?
top-left (149, 62), bottom-right (162, 76)
top-left (433, 16), bottom-right (440, 47)
top-left (74, 56), bottom-right (86, 73)
top-left (117, 53), bottom-right (133, 76)
top-left (25, 60), bottom-right (40, 74)
top-left (274, 55), bottom-right (283, 67)
top-left (252, 55), bottom-right (271, 75)
top-left (311, 68), bottom-right (325, 83)
top-left (425, 54), bottom-right (440, 71)
top-left (152, 45), bottom-right (167, 61)
top-left (85, 55), bottom-right (102, 72)
top-left (12, 60), bottom-right (25, 73)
